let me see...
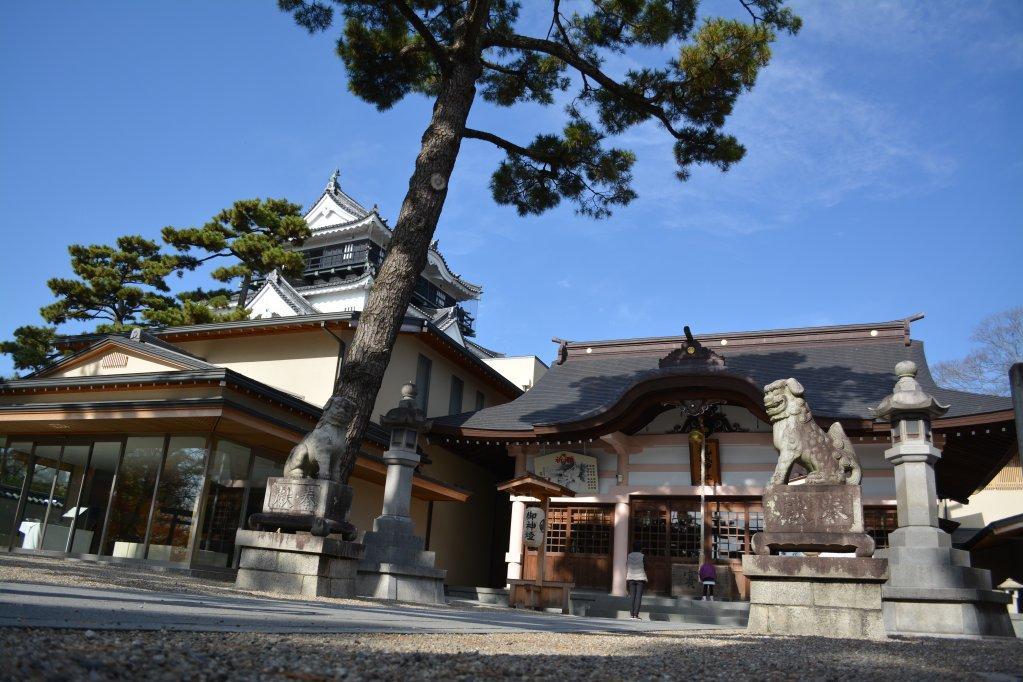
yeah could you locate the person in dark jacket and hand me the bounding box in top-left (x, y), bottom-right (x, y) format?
top-left (699, 558), bottom-right (717, 601)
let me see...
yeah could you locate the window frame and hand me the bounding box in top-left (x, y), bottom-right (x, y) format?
top-left (415, 354), bottom-right (432, 414)
top-left (448, 375), bottom-right (464, 415)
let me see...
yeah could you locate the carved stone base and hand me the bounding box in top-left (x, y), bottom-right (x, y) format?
top-left (752, 532), bottom-right (875, 557)
top-left (756, 484), bottom-right (874, 556)
top-left (235, 529), bottom-right (364, 598)
top-left (743, 555), bottom-right (889, 640)
top-left (248, 477), bottom-right (355, 540)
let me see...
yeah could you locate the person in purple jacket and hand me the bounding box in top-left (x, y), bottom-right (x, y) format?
top-left (698, 558), bottom-right (716, 601)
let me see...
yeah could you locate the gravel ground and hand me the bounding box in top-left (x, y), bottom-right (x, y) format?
top-left (2, 627), bottom-right (1022, 681)
top-left (2, 554), bottom-right (1022, 681)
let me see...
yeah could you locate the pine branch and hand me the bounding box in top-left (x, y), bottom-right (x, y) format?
top-left (386, 0), bottom-right (451, 69)
top-left (463, 128), bottom-right (556, 165)
top-left (486, 33), bottom-right (683, 137)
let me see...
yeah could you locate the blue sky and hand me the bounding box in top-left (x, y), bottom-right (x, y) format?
top-left (1, 1), bottom-right (1021, 376)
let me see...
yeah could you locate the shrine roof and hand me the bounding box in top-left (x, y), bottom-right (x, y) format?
top-left (432, 318), bottom-right (1013, 435)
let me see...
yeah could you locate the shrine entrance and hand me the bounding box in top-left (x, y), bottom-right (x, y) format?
top-left (630, 496), bottom-right (764, 597)
top-left (522, 505), bottom-right (614, 590)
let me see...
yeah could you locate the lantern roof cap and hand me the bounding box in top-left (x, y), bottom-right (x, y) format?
top-left (380, 382), bottom-right (432, 432)
top-left (873, 361), bottom-right (950, 421)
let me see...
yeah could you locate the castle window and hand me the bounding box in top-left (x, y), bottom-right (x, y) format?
top-left (448, 376), bottom-right (464, 415)
top-left (415, 354), bottom-right (432, 413)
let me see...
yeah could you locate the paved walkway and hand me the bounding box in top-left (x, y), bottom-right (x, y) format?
top-left (0, 581), bottom-right (724, 634)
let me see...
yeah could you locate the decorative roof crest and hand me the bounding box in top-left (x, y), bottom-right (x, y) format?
top-left (659, 325), bottom-right (725, 369)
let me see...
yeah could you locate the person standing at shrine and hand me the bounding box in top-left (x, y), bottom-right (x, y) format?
top-left (625, 541), bottom-right (647, 619)
top-left (699, 558), bottom-right (717, 601)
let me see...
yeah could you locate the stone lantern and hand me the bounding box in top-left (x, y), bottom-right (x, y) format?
top-left (874, 360), bottom-right (949, 534)
top-left (874, 361), bottom-right (1012, 637)
top-left (376, 382), bottom-right (431, 529)
top-left (355, 382), bottom-right (447, 603)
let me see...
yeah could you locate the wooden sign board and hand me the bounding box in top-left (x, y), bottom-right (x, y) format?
top-left (533, 451), bottom-right (599, 494)
top-left (688, 438), bottom-right (721, 486)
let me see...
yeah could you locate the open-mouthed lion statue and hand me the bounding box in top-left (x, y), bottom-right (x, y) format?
top-left (764, 378), bottom-right (862, 486)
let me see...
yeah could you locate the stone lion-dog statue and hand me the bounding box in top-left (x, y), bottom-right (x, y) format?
top-left (764, 378), bottom-right (862, 485)
top-left (283, 395), bottom-right (355, 480)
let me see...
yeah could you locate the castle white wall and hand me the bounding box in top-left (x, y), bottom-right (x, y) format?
top-left (482, 356), bottom-right (548, 392)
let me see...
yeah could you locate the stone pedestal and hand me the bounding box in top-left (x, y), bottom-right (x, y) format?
top-left (235, 529), bottom-right (364, 598)
top-left (879, 523), bottom-right (1013, 637)
top-left (744, 555), bottom-right (889, 639)
top-left (745, 484), bottom-right (889, 639)
top-left (357, 516), bottom-right (446, 603)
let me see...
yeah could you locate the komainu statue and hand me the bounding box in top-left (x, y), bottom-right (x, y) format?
top-left (764, 378), bottom-right (862, 485)
top-left (283, 395), bottom-right (355, 480)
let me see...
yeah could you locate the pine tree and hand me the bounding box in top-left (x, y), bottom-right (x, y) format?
top-left (40, 235), bottom-right (181, 331)
top-left (0, 325), bottom-right (61, 373)
top-left (162, 198), bottom-right (310, 309)
top-left (277, 0), bottom-right (801, 484)
top-left (144, 288), bottom-right (252, 326)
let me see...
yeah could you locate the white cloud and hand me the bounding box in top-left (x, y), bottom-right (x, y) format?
top-left (617, 55), bottom-right (957, 236)
top-left (793, 0), bottom-right (1023, 72)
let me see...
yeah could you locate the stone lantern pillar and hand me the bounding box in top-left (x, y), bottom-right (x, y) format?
top-left (875, 361), bottom-right (949, 543)
top-left (355, 383), bottom-right (447, 604)
top-left (377, 382), bottom-right (430, 530)
top-left (875, 361), bottom-right (1012, 637)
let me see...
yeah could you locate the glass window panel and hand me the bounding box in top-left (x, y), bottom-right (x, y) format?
top-left (148, 437), bottom-right (207, 564)
top-left (2, 442), bottom-right (33, 548)
top-left (16, 445), bottom-right (63, 550)
top-left (712, 510), bottom-right (746, 559)
top-left (194, 440), bottom-right (252, 568)
top-left (39, 445), bottom-right (90, 551)
top-left (241, 452), bottom-right (284, 547)
top-left (669, 508), bottom-right (702, 560)
top-left (68, 442), bottom-right (120, 554)
top-left (103, 436), bottom-right (165, 558)
top-left (631, 504), bottom-right (668, 557)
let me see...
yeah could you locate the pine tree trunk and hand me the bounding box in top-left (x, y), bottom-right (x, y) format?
top-left (327, 55), bottom-right (484, 484)
top-left (237, 272), bottom-right (252, 309)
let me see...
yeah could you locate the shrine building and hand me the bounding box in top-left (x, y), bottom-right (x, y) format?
top-left (0, 171), bottom-right (1018, 601)
top-left (431, 319), bottom-right (1019, 598)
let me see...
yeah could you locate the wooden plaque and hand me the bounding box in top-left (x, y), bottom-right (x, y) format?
top-left (688, 438), bottom-right (721, 486)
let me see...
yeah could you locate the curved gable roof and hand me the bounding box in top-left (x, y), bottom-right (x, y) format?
top-left (434, 323), bottom-right (1012, 435)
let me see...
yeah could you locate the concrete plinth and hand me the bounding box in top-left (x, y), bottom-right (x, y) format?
top-left (356, 516), bottom-right (446, 604)
top-left (879, 526), bottom-right (1013, 638)
top-left (743, 555), bottom-right (889, 640)
top-left (235, 529), bottom-right (364, 599)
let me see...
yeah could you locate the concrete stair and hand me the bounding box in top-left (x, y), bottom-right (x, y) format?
top-left (446, 586), bottom-right (749, 627)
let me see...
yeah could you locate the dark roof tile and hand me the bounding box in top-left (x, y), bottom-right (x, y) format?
top-left (435, 339), bottom-right (1011, 431)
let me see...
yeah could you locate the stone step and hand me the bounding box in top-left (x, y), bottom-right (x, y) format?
top-left (445, 586), bottom-right (749, 626)
top-left (888, 562), bottom-right (995, 591)
top-left (880, 546), bottom-right (973, 568)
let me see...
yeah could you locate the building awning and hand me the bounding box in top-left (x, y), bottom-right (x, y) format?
top-left (0, 369), bottom-right (471, 504)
